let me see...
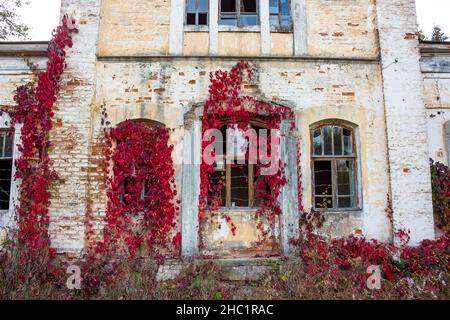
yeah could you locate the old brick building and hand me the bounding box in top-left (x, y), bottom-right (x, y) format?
top-left (0, 0), bottom-right (446, 258)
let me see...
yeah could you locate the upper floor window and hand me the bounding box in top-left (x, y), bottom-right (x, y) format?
top-left (0, 131), bottom-right (14, 212)
top-left (311, 123), bottom-right (359, 211)
top-left (269, 0), bottom-right (291, 28)
top-left (219, 0), bottom-right (259, 26)
top-left (186, 0), bottom-right (209, 26)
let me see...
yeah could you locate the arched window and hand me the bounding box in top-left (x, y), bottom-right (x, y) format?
top-left (311, 122), bottom-right (359, 210)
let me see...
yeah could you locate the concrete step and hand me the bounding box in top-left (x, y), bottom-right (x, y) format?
top-left (156, 257), bottom-right (282, 282)
top-left (215, 258), bottom-right (282, 281)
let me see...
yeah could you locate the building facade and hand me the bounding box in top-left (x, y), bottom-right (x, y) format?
top-left (0, 0), bottom-right (444, 257)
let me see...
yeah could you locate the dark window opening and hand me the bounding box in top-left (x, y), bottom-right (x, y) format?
top-left (186, 0), bottom-right (209, 26)
top-left (219, 0), bottom-right (259, 26)
top-left (207, 122), bottom-right (268, 208)
top-left (311, 124), bottom-right (358, 210)
top-left (0, 132), bottom-right (14, 211)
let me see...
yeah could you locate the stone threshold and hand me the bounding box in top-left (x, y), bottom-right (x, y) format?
top-left (157, 257), bottom-right (282, 282)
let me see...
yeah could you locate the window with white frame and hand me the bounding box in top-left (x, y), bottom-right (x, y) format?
top-left (269, 0), bottom-right (291, 28)
top-left (186, 0), bottom-right (209, 26)
top-left (219, 0), bottom-right (259, 26)
top-left (0, 130), bottom-right (14, 215)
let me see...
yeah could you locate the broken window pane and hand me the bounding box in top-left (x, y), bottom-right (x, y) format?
top-left (314, 160), bottom-right (332, 197)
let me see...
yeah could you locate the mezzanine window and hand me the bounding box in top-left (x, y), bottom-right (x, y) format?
top-left (269, 0), bottom-right (291, 28)
top-left (186, 0), bottom-right (209, 26)
top-left (219, 0), bottom-right (259, 27)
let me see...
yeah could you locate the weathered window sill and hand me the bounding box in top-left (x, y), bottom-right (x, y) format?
top-left (270, 26), bottom-right (293, 33)
top-left (218, 25), bottom-right (261, 32)
top-left (184, 25), bottom-right (209, 32)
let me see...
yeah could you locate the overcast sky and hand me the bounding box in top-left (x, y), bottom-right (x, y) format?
top-left (8, 0), bottom-right (450, 41)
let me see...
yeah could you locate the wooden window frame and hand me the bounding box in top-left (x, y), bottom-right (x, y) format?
top-left (211, 118), bottom-right (269, 209)
top-left (185, 0), bottom-right (209, 26)
top-left (310, 122), bottom-right (360, 212)
top-left (219, 0), bottom-right (260, 27)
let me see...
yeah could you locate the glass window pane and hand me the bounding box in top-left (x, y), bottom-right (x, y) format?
top-left (270, 15), bottom-right (279, 26)
top-left (270, 0), bottom-right (279, 14)
top-left (343, 128), bottom-right (353, 155)
top-left (338, 197), bottom-right (353, 209)
top-left (337, 160), bottom-right (356, 208)
top-left (241, 0), bottom-right (257, 13)
top-left (219, 15), bottom-right (237, 25)
top-left (0, 135), bottom-right (4, 157)
top-left (314, 160), bottom-right (333, 197)
top-left (280, 15), bottom-right (290, 26)
top-left (333, 126), bottom-right (342, 156)
top-left (187, 0), bottom-right (196, 12)
top-left (198, 13), bottom-right (208, 25)
top-left (323, 126), bottom-right (333, 155)
top-left (0, 159), bottom-right (12, 210)
top-left (198, 0), bottom-right (209, 12)
top-left (5, 133), bottom-right (13, 158)
top-left (280, 0), bottom-right (289, 14)
top-left (186, 13), bottom-right (196, 25)
top-left (221, 0), bottom-right (236, 12)
top-left (231, 165), bottom-right (249, 207)
top-left (240, 14), bottom-right (258, 25)
top-left (313, 128), bottom-right (322, 155)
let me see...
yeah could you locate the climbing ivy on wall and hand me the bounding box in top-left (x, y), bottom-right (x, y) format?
top-left (5, 15), bottom-right (78, 258)
top-left (95, 120), bottom-right (180, 258)
top-left (430, 159), bottom-right (450, 232)
top-left (199, 61), bottom-right (295, 243)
